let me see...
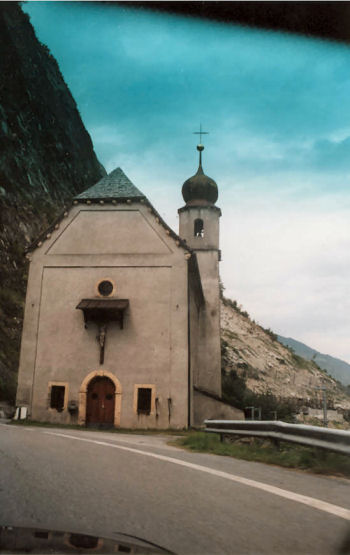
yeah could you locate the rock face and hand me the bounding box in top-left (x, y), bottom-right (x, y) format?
top-left (221, 298), bottom-right (350, 410)
top-left (0, 2), bottom-right (105, 401)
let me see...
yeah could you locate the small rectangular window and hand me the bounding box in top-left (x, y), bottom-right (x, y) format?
top-left (137, 388), bottom-right (152, 415)
top-left (50, 385), bottom-right (65, 411)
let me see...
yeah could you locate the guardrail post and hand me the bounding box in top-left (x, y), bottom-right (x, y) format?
top-left (271, 437), bottom-right (280, 449)
top-left (245, 406), bottom-right (254, 420)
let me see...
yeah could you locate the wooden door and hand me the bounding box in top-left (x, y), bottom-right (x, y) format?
top-left (86, 377), bottom-right (115, 426)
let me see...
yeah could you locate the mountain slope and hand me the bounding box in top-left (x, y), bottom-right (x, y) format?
top-left (0, 2), bottom-right (105, 401)
top-left (221, 298), bottom-right (350, 410)
top-left (277, 336), bottom-right (350, 386)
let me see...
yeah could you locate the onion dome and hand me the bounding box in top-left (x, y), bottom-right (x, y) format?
top-left (182, 145), bottom-right (218, 204)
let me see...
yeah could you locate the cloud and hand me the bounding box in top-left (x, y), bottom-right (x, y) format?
top-left (220, 192), bottom-right (350, 360)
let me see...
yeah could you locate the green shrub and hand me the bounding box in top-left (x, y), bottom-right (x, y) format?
top-left (262, 327), bottom-right (278, 341)
top-left (222, 369), bottom-right (247, 409)
top-left (222, 296), bottom-right (250, 319)
top-left (221, 367), bottom-right (298, 421)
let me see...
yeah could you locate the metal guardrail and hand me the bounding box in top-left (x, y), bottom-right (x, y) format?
top-left (204, 420), bottom-right (350, 456)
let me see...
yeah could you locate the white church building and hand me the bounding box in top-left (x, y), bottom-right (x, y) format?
top-left (16, 145), bottom-right (243, 428)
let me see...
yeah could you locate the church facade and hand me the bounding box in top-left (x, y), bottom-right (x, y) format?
top-left (16, 146), bottom-right (243, 428)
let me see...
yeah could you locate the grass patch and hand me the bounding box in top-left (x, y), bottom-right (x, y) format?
top-left (174, 431), bottom-right (350, 478)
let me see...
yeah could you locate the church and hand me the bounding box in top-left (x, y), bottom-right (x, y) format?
top-left (16, 144), bottom-right (243, 428)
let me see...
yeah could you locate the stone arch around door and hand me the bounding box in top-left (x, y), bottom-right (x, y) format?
top-left (78, 370), bottom-right (122, 427)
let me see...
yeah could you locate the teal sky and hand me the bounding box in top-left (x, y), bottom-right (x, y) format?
top-left (24, 2), bottom-right (350, 364)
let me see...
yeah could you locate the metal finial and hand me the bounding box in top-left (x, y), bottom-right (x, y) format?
top-left (193, 124), bottom-right (208, 168)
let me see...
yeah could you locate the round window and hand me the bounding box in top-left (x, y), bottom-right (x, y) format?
top-left (98, 280), bottom-right (114, 297)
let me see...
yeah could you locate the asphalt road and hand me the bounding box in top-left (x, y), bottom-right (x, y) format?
top-left (1, 423), bottom-right (350, 554)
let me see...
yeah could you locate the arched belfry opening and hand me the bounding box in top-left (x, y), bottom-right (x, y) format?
top-left (194, 218), bottom-right (204, 237)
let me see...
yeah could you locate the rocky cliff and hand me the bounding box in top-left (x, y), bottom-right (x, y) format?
top-left (221, 298), bottom-right (350, 412)
top-left (0, 2), bottom-right (105, 401)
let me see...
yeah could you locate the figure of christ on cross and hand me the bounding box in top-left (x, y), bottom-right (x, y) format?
top-left (97, 324), bottom-right (107, 365)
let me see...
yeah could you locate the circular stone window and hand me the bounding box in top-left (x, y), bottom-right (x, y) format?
top-left (97, 280), bottom-right (114, 297)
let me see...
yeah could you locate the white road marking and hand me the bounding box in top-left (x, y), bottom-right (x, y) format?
top-left (43, 430), bottom-right (350, 521)
top-left (0, 423), bottom-right (35, 430)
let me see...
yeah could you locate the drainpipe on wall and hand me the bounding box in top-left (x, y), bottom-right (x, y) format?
top-left (167, 397), bottom-right (172, 425)
top-left (187, 262), bottom-right (191, 428)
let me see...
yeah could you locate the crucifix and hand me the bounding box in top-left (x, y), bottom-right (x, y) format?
top-left (77, 298), bottom-right (129, 366)
top-left (97, 324), bottom-right (107, 365)
top-left (193, 123), bottom-right (209, 144)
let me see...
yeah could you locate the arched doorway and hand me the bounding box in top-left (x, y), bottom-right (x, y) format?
top-left (86, 376), bottom-right (116, 426)
top-left (79, 370), bottom-right (122, 427)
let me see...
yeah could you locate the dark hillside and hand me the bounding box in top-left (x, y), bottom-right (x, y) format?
top-left (0, 2), bottom-right (105, 401)
top-left (278, 336), bottom-right (350, 386)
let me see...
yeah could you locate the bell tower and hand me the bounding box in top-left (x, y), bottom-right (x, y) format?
top-left (178, 142), bottom-right (221, 397)
top-left (178, 144), bottom-right (221, 249)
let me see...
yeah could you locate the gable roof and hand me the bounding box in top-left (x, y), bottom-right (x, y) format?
top-left (75, 168), bottom-right (145, 201)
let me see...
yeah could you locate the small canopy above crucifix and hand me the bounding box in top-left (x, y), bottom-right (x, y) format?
top-left (76, 298), bottom-right (129, 328)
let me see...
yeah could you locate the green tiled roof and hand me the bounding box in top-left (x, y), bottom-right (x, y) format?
top-left (75, 168), bottom-right (145, 200)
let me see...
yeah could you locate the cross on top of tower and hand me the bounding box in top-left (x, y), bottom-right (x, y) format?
top-left (193, 123), bottom-right (209, 145)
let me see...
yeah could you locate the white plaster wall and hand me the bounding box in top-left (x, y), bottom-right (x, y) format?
top-left (196, 250), bottom-right (222, 395)
top-left (17, 203), bottom-right (190, 429)
top-left (48, 210), bottom-right (171, 255)
top-left (193, 390), bottom-right (244, 426)
top-left (188, 278), bottom-right (200, 426)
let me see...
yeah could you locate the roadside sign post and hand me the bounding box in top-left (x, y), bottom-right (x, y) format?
top-left (315, 386), bottom-right (328, 427)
